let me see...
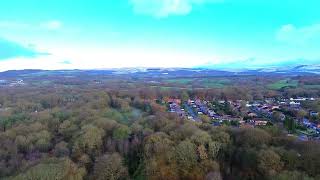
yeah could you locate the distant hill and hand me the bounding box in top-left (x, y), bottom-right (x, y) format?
top-left (0, 69), bottom-right (45, 77)
top-left (0, 66), bottom-right (319, 79)
top-left (197, 59), bottom-right (320, 75)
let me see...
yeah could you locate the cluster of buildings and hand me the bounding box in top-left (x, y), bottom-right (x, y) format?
top-left (168, 99), bottom-right (185, 116)
top-left (0, 79), bottom-right (25, 87)
top-left (280, 97), bottom-right (316, 108)
top-left (248, 102), bottom-right (284, 120)
top-left (299, 118), bottom-right (320, 140)
top-left (188, 99), bottom-right (213, 115)
top-left (244, 98), bottom-right (320, 138)
top-left (168, 98), bottom-right (272, 127)
top-left (167, 96), bottom-right (320, 140)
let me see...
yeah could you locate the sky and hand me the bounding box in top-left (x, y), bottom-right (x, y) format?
top-left (0, 0), bottom-right (320, 71)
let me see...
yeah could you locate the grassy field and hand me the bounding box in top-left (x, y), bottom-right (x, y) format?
top-left (150, 86), bottom-right (185, 90)
top-left (164, 78), bottom-right (193, 84)
top-left (201, 79), bottom-right (231, 88)
top-left (267, 79), bottom-right (298, 90)
top-left (162, 78), bottom-right (232, 88)
top-left (304, 85), bottom-right (320, 89)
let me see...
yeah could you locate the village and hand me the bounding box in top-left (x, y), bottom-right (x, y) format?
top-left (0, 79), bottom-right (25, 87)
top-left (167, 96), bottom-right (320, 141)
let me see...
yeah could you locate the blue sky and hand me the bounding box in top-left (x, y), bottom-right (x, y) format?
top-left (0, 0), bottom-right (319, 71)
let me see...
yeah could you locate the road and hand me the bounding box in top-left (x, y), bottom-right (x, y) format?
top-left (184, 103), bottom-right (200, 122)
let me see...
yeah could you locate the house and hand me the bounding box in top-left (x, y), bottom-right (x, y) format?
top-left (169, 103), bottom-right (177, 112)
top-left (168, 98), bottom-right (181, 105)
top-left (208, 110), bottom-right (217, 117)
top-left (302, 118), bottom-right (312, 127)
top-left (279, 101), bottom-right (287, 105)
top-left (265, 98), bottom-right (275, 103)
top-left (252, 118), bottom-right (268, 126)
top-left (254, 120), bottom-right (268, 126)
top-left (239, 120), bottom-right (246, 125)
top-left (199, 105), bottom-right (209, 114)
top-left (247, 112), bottom-right (257, 118)
top-left (212, 114), bottom-right (222, 120)
top-left (290, 97), bottom-right (307, 101)
top-left (310, 123), bottom-right (318, 130)
top-left (310, 111), bottom-right (319, 117)
top-left (252, 101), bottom-right (262, 107)
top-left (195, 99), bottom-right (202, 106)
top-left (271, 105), bottom-right (280, 110)
top-left (302, 119), bottom-right (318, 130)
top-left (289, 101), bottom-right (300, 107)
top-left (169, 102), bottom-right (183, 114)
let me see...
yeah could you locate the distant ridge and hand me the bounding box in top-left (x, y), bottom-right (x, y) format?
top-left (0, 66), bottom-right (319, 79)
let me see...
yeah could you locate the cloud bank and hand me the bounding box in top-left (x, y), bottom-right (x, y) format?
top-left (130, 0), bottom-right (222, 18)
top-left (277, 23), bottom-right (320, 44)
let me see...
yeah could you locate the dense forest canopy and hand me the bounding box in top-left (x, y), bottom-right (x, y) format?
top-left (0, 71), bottom-right (319, 180)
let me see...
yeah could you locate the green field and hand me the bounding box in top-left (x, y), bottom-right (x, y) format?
top-left (267, 79), bottom-right (298, 90)
top-left (162, 78), bottom-right (231, 88)
top-left (150, 86), bottom-right (184, 90)
top-left (164, 78), bottom-right (193, 84)
top-left (201, 79), bottom-right (231, 88)
top-left (304, 85), bottom-right (320, 89)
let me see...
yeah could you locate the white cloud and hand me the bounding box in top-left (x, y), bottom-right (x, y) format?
top-left (130, 0), bottom-right (222, 18)
top-left (0, 55), bottom-right (72, 72)
top-left (0, 45), bottom-right (213, 71)
top-left (0, 20), bottom-right (62, 31)
top-left (41, 20), bottom-right (63, 30)
top-left (276, 23), bottom-right (320, 44)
